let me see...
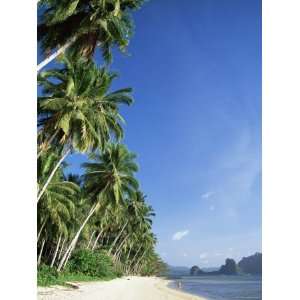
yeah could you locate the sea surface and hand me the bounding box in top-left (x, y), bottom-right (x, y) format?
top-left (169, 275), bottom-right (262, 300)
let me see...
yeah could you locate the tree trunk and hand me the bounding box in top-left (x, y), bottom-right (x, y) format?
top-left (58, 237), bottom-right (66, 260)
top-left (124, 244), bottom-right (133, 275)
top-left (136, 261), bottom-right (146, 275)
top-left (62, 245), bottom-right (73, 269)
top-left (113, 234), bottom-right (129, 259)
top-left (108, 221), bottom-right (128, 255)
top-left (37, 149), bottom-right (70, 202)
top-left (37, 37), bottom-right (77, 73)
top-left (129, 244), bottom-right (142, 268)
top-left (38, 239), bottom-right (46, 266)
top-left (86, 230), bottom-right (96, 249)
top-left (133, 249), bottom-right (147, 273)
top-left (57, 203), bottom-right (99, 271)
top-left (91, 229), bottom-right (104, 250)
top-left (50, 234), bottom-right (62, 267)
top-left (37, 219), bottom-right (46, 242)
top-left (126, 244), bottom-right (133, 261)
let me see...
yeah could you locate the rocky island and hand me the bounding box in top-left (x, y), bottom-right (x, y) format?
top-left (190, 253), bottom-right (262, 276)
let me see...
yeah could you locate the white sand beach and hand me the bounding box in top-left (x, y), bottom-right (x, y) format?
top-left (38, 276), bottom-right (206, 300)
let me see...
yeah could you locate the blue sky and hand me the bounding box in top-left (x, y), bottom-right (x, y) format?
top-left (40, 0), bottom-right (261, 267)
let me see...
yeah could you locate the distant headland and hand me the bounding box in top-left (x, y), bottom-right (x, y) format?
top-left (190, 252), bottom-right (262, 276)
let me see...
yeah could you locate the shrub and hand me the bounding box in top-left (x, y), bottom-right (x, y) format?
top-left (67, 249), bottom-right (119, 279)
top-left (37, 264), bottom-right (59, 286)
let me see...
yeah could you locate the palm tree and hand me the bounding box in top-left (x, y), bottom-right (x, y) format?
top-left (37, 54), bottom-right (133, 201)
top-left (37, 150), bottom-right (80, 265)
top-left (82, 143), bottom-right (139, 206)
top-left (110, 194), bottom-right (143, 260)
top-left (126, 198), bottom-right (155, 273)
top-left (37, 0), bottom-right (145, 71)
top-left (91, 204), bottom-right (114, 250)
top-left (57, 143), bottom-right (139, 271)
top-left (36, 0), bottom-right (165, 278)
top-left (133, 232), bottom-right (156, 274)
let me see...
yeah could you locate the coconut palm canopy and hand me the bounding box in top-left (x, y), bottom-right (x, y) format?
top-left (37, 53), bottom-right (163, 275)
top-left (38, 149), bottom-right (80, 239)
top-left (37, 0), bottom-right (166, 279)
top-left (38, 54), bottom-right (133, 153)
top-left (38, 0), bottom-right (145, 63)
top-left (82, 143), bottom-right (139, 206)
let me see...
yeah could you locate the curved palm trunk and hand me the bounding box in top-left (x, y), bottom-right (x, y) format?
top-left (86, 230), bottom-right (96, 249)
top-left (126, 244), bottom-right (133, 261)
top-left (136, 261), bottom-right (146, 274)
top-left (114, 253), bottom-right (121, 265)
top-left (58, 237), bottom-right (66, 260)
top-left (38, 239), bottom-right (46, 266)
top-left (113, 234), bottom-right (129, 259)
top-left (37, 149), bottom-right (70, 202)
top-left (57, 202), bottom-right (99, 272)
top-left (108, 221), bottom-right (128, 255)
top-left (133, 249), bottom-right (147, 274)
top-left (91, 229), bottom-right (104, 250)
top-left (62, 245), bottom-right (73, 269)
top-left (50, 234), bottom-right (62, 267)
top-left (124, 244), bottom-right (133, 274)
top-left (37, 37), bottom-right (77, 73)
top-left (129, 244), bottom-right (142, 268)
top-left (37, 219), bottom-right (46, 242)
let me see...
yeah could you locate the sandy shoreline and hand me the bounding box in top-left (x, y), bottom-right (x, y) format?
top-left (38, 276), bottom-right (206, 300)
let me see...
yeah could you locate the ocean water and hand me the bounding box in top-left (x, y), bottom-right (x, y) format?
top-left (169, 275), bottom-right (262, 300)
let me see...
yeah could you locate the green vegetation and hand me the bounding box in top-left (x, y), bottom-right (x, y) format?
top-left (67, 249), bottom-right (118, 278)
top-left (38, 250), bottom-right (121, 286)
top-left (37, 0), bottom-right (145, 70)
top-left (37, 0), bottom-right (167, 287)
top-left (38, 266), bottom-right (116, 287)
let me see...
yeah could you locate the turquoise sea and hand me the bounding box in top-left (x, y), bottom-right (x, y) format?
top-left (170, 275), bottom-right (262, 300)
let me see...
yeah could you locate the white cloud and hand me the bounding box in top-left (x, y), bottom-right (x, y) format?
top-left (172, 230), bottom-right (189, 241)
top-left (201, 192), bottom-right (214, 199)
top-left (199, 252), bottom-right (208, 259)
top-left (214, 252), bottom-right (223, 257)
top-left (202, 260), bottom-right (209, 265)
top-left (183, 253), bottom-right (188, 257)
top-left (209, 205), bottom-right (215, 211)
